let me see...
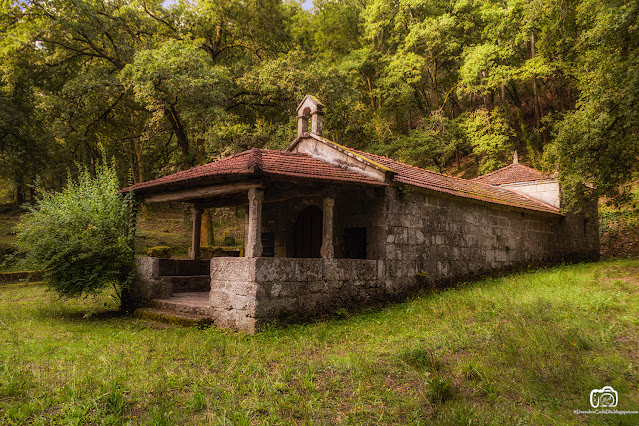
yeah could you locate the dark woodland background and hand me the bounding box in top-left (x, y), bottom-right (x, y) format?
top-left (1, 0), bottom-right (637, 209)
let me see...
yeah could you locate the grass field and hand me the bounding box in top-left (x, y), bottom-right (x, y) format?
top-left (1, 260), bottom-right (638, 425)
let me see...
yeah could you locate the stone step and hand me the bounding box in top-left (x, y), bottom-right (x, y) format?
top-left (149, 292), bottom-right (213, 317)
top-left (134, 307), bottom-right (213, 328)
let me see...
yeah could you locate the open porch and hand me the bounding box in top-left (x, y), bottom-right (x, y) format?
top-left (127, 148), bottom-right (389, 331)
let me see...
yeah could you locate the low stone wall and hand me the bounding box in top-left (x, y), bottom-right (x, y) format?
top-left (132, 257), bottom-right (211, 305)
top-left (209, 257), bottom-right (385, 333)
top-left (381, 187), bottom-right (599, 294)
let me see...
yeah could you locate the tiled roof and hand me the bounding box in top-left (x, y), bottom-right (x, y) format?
top-left (471, 163), bottom-right (556, 185)
top-left (345, 149), bottom-right (560, 215)
top-left (123, 142), bottom-right (560, 215)
top-left (122, 148), bottom-right (384, 193)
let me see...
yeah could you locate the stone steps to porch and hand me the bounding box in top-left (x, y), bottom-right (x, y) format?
top-left (134, 308), bottom-right (214, 327)
top-left (134, 292), bottom-right (214, 327)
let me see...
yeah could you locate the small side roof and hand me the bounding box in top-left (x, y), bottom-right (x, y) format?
top-left (472, 163), bottom-right (557, 186)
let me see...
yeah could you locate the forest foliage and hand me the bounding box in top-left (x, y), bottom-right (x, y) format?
top-left (0, 0), bottom-right (637, 208)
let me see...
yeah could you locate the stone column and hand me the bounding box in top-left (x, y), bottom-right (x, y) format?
top-left (245, 188), bottom-right (264, 258)
top-left (320, 197), bottom-right (335, 259)
top-left (311, 110), bottom-right (324, 136)
top-left (191, 206), bottom-right (203, 260)
top-left (297, 114), bottom-right (309, 137)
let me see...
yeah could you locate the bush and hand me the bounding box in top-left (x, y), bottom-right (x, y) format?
top-left (428, 376), bottom-right (453, 404)
top-left (223, 230), bottom-right (235, 246)
top-left (200, 246), bottom-right (240, 258)
top-left (16, 163), bottom-right (136, 307)
top-left (146, 246), bottom-right (171, 258)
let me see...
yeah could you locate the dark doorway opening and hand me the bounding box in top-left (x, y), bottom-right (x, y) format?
top-left (293, 205), bottom-right (322, 258)
top-left (344, 227), bottom-right (367, 259)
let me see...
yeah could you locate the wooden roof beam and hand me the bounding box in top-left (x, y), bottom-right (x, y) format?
top-left (143, 181), bottom-right (262, 203)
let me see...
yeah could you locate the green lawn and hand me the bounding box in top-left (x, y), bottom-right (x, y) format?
top-left (1, 260), bottom-right (638, 425)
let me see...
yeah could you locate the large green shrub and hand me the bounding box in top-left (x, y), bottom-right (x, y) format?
top-left (16, 164), bottom-right (136, 306)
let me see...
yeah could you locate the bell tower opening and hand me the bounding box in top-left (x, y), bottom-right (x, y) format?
top-left (296, 95), bottom-right (324, 137)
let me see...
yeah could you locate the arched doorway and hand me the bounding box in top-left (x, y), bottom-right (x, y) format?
top-left (293, 205), bottom-right (322, 258)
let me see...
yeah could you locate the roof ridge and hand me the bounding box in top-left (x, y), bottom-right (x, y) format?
top-left (350, 147), bottom-right (495, 186)
top-left (471, 162), bottom-right (547, 182)
top-left (470, 163), bottom-right (519, 181)
top-left (261, 148), bottom-right (309, 156)
top-left (186, 149), bottom-right (252, 169)
top-left (246, 147), bottom-right (263, 172)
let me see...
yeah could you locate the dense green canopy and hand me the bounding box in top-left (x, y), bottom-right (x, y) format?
top-left (1, 0), bottom-right (637, 208)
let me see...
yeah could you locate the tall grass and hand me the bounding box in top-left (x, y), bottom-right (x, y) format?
top-left (0, 260), bottom-right (638, 424)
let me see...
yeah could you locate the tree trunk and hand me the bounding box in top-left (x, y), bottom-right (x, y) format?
top-left (367, 77), bottom-right (375, 111)
top-left (531, 32), bottom-right (542, 126)
top-left (196, 138), bottom-right (205, 165)
top-left (498, 38), bottom-right (506, 103)
top-left (201, 209), bottom-right (215, 246)
top-left (134, 138), bottom-right (146, 183)
top-left (163, 105), bottom-right (191, 170)
top-left (432, 59), bottom-right (439, 108)
top-left (531, 31), bottom-right (544, 145)
top-left (15, 182), bottom-right (24, 205)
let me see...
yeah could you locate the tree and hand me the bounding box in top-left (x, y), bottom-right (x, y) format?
top-left (0, 0), bottom-right (637, 212)
top-left (16, 163), bottom-right (136, 307)
top-left (548, 0), bottom-right (639, 208)
top-left (120, 39), bottom-right (231, 170)
top-left (462, 107), bottom-right (514, 174)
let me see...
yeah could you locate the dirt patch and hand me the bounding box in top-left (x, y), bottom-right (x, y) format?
top-left (0, 270), bottom-right (43, 283)
top-left (615, 333), bottom-right (639, 363)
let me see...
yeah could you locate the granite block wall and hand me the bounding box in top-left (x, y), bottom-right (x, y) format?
top-left (209, 257), bottom-right (384, 332)
top-left (381, 186), bottom-right (599, 293)
top-left (135, 182), bottom-right (599, 334)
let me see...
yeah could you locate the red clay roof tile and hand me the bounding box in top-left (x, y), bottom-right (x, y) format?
top-left (123, 144), bottom-right (560, 215)
top-left (346, 149), bottom-right (560, 215)
top-left (471, 163), bottom-right (557, 185)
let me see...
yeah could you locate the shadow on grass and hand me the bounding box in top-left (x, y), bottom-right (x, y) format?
top-left (32, 304), bottom-right (128, 324)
